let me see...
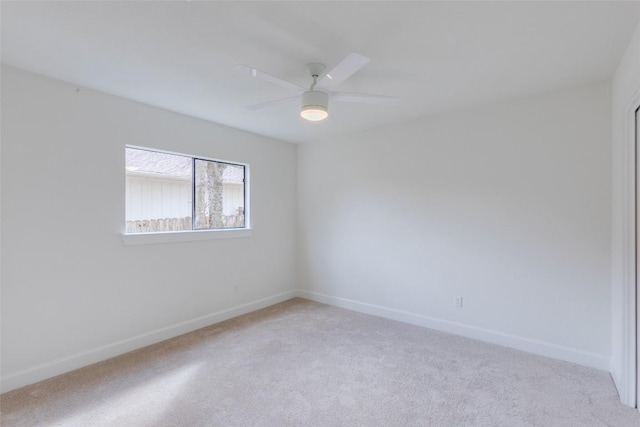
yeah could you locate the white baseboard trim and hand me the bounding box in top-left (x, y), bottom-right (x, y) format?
top-left (1, 291), bottom-right (297, 393)
top-left (610, 362), bottom-right (624, 404)
top-left (296, 290), bottom-right (609, 371)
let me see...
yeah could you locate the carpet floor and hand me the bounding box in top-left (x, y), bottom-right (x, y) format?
top-left (1, 298), bottom-right (639, 426)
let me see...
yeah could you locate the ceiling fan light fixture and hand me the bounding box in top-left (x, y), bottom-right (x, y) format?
top-left (301, 106), bottom-right (328, 122)
top-left (301, 90), bottom-right (329, 121)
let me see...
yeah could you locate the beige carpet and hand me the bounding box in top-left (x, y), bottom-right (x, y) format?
top-left (1, 298), bottom-right (639, 426)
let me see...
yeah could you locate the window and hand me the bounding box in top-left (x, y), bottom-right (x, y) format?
top-left (125, 147), bottom-right (247, 234)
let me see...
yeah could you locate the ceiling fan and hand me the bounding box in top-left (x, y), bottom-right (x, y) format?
top-left (234, 53), bottom-right (399, 122)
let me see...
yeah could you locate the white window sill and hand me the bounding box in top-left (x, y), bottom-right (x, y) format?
top-left (122, 228), bottom-right (252, 246)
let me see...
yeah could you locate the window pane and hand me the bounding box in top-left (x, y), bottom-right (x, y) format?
top-left (194, 159), bottom-right (245, 229)
top-left (125, 148), bottom-right (192, 233)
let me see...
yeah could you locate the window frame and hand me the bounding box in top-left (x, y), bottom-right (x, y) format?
top-left (122, 145), bottom-right (251, 246)
top-left (192, 157), bottom-right (246, 230)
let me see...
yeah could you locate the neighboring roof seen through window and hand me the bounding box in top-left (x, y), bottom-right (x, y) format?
top-left (125, 148), bottom-right (244, 183)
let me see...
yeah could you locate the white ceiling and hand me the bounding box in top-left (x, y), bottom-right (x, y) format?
top-left (2, 1), bottom-right (640, 143)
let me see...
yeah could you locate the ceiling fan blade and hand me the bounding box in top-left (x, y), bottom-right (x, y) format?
top-left (331, 92), bottom-right (400, 105)
top-left (246, 95), bottom-right (301, 111)
top-left (234, 64), bottom-right (305, 92)
top-left (317, 53), bottom-right (371, 88)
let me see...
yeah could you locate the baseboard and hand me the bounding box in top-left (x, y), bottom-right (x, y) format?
top-left (1, 291), bottom-right (297, 393)
top-left (610, 362), bottom-right (628, 406)
top-left (610, 353), bottom-right (637, 408)
top-left (296, 290), bottom-right (609, 371)
top-left (2, 289), bottom-right (610, 394)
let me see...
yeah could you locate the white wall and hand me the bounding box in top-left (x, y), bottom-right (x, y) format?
top-left (297, 82), bottom-right (612, 369)
top-left (611, 20), bottom-right (640, 407)
top-left (0, 66), bottom-right (297, 391)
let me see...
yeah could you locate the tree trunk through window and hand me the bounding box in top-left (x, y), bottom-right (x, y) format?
top-left (195, 159), bottom-right (227, 229)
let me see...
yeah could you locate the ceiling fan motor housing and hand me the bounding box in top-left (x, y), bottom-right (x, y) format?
top-left (301, 90), bottom-right (329, 121)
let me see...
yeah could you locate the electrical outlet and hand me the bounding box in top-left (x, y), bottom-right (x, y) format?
top-left (453, 296), bottom-right (463, 308)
